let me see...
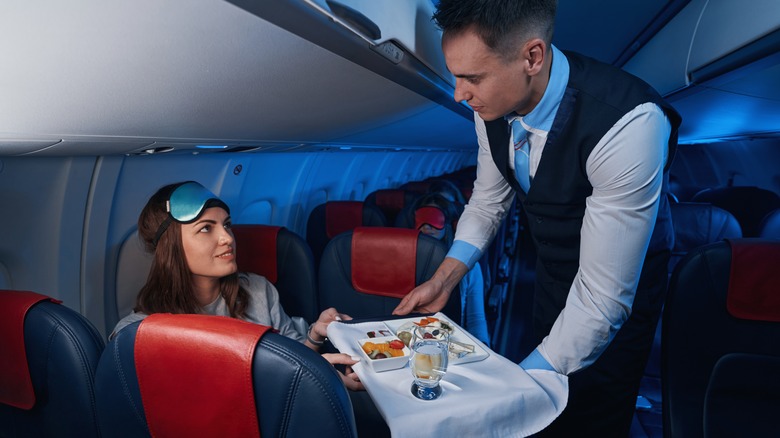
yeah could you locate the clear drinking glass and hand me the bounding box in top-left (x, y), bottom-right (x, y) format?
top-left (409, 325), bottom-right (449, 400)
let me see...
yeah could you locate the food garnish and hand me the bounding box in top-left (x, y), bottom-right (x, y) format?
top-left (361, 340), bottom-right (406, 359)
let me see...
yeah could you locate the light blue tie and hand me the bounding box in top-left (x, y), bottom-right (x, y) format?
top-left (511, 119), bottom-right (531, 192)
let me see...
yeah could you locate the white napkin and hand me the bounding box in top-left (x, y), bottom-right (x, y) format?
top-left (328, 320), bottom-right (568, 437)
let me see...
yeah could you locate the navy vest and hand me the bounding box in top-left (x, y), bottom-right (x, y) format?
top-left (486, 51), bottom-right (682, 333)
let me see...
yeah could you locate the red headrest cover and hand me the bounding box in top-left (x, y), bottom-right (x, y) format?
top-left (414, 206), bottom-right (446, 230)
top-left (351, 227), bottom-right (418, 298)
top-left (726, 239), bottom-right (780, 322)
top-left (326, 201), bottom-right (364, 239)
top-left (0, 290), bottom-right (60, 409)
top-left (233, 225), bottom-right (281, 283)
top-left (134, 314), bottom-right (271, 438)
top-left (375, 190), bottom-right (405, 213)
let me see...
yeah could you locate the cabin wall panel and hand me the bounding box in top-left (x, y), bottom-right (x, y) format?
top-left (0, 156), bottom-right (96, 311)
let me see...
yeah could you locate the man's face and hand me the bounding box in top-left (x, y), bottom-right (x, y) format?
top-left (443, 27), bottom-right (534, 121)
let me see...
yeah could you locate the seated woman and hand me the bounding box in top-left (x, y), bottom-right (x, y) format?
top-left (111, 181), bottom-right (362, 390)
top-left (412, 193), bottom-right (490, 345)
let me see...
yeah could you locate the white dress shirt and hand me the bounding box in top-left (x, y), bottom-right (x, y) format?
top-left (448, 50), bottom-right (671, 375)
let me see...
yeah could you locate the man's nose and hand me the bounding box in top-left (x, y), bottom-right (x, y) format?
top-left (453, 79), bottom-right (471, 103)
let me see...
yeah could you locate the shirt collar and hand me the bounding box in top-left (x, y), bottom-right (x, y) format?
top-left (506, 44), bottom-right (569, 134)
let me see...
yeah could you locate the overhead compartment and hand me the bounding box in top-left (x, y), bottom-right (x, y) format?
top-left (623, 0), bottom-right (780, 95)
top-left (0, 0), bottom-right (474, 156)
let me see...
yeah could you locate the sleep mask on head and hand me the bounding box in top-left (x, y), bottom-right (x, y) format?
top-left (414, 206), bottom-right (446, 230)
top-left (152, 181), bottom-right (230, 247)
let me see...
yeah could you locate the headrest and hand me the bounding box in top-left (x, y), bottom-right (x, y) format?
top-left (134, 314), bottom-right (272, 438)
top-left (415, 206), bottom-right (446, 230)
top-left (726, 239), bottom-right (780, 322)
top-left (759, 208), bottom-right (780, 239)
top-left (326, 201), bottom-right (364, 239)
top-left (374, 189), bottom-right (406, 214)
top-left (401, 181), bottom-right (431, 194)
top-left (0, 290), bottom-right (60, 409)
top-left (233, 225), bottom-right (282, 283)
top-left (671, 202), bottom-right (742, 251)
top-left (351, 227), bottom-right (418, 298)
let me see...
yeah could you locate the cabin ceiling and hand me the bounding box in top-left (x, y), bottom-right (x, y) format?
top-left (0, 0), bottom-right (778, 156)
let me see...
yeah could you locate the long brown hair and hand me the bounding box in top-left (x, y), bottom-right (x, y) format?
top-left (134, 182), bottom-right (249, 318)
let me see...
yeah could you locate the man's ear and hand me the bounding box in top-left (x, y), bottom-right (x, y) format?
top-left (523, 38), bottom-right (547, 76)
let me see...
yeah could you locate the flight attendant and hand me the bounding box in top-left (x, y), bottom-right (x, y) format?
top-left (394, 0), bottom-right (681, 436)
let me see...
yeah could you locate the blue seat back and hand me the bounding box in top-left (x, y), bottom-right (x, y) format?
top-left (0, 290), bottom-right (104, 438)
top-left (662, 239), bottom-right (780, 437)
top-left (95, 319), bottom-right (357, 438)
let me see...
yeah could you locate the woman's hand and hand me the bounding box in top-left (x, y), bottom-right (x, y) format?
top-left (322, 353), bottom-right (365, 391)
top-left (312, 307), bottom-right (352, 340)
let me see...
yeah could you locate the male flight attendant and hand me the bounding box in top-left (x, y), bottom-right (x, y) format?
top-left (394, 0), bottom-right (681, 436)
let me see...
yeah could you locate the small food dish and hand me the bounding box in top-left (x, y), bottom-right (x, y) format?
top-left (387, 314), bottom-right (490, 364)
top-left (357, 335), bottom-right (411, 372)
top-left (395, 316), bottom-right (455, 347)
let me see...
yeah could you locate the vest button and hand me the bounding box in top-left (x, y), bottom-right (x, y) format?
top-left (536, 217), bottom-right (544, 223)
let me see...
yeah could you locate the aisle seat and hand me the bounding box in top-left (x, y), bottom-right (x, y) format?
top-left (318, 227), bottom-right (461, 323)
top-left (95, 314), bottom-right (357, 438)
top-left (662, 239), bottom-right (780, 437)
top-left (0, 290), bottom-right (104, 438)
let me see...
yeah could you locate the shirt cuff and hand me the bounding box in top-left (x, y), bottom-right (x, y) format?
top-left (447, 240), bottom-right (482, 270)
top-left (519, 348), bottom-right (556, 371)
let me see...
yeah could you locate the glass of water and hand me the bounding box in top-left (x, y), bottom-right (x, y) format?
top-left (409, 325), bottom-right (450, 400)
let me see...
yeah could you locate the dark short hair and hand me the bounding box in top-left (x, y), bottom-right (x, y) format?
top-left (433, 0), bottom-right (557, 59)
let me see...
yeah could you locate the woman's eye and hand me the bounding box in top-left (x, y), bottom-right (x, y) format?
top-left (199, 225), bottom-right (211, 233)
top-left (224, 222), bottom-right (232, 230)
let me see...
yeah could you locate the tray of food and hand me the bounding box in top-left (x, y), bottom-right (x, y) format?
top-left (351, 313), bottom-right (490, 366)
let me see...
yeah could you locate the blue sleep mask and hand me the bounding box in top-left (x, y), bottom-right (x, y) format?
top-left (152, 181), bottom-right (230, 247)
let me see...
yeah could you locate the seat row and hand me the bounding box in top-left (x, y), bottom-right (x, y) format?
top-left (0, 290), bottom-right (359, 437)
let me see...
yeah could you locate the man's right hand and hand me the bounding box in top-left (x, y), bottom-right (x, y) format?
top-left (392, 257), bottom-right (469, 315)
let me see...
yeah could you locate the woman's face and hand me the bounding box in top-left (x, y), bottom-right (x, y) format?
top-left (180, 207), bottom-right (237, 281)
top-left (419, 223), bottom-right (446, 241)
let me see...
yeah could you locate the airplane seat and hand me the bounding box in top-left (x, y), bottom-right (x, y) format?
top-left (306, 201), bottom-right (387, 268)
top-left (703, 352), bottom-right (780, 438)
top-left (0, 290), bottom-right (105, 438)
top-left (637, 202), bottom-right (743, 418)
top-left (232, 225), bottom-right (319, 323)
top-left (691, 186), bottom-right (780, 237)
top-left (318, 227), bottom-right (462, 324)
top-left (364, 188), bottom-right (418, 226)
top-left (399, 180), bottom-right (431, 195)
top-left (95, 314), bottom-right (358, 438)
top-left (668, 202), bottom-right (743, 273)
top-left (662, 238), bottom-right (780, 438)
top-left (758, 208), bottom-right (780, 239)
